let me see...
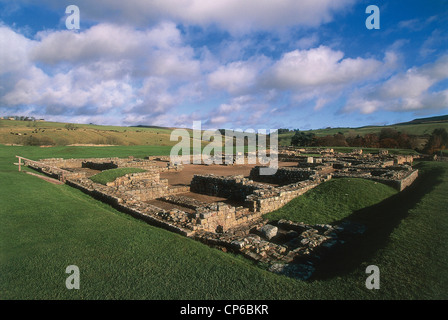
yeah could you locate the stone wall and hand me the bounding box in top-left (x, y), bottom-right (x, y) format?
top-left (37, 158), bottom-right (86, 168)
top-left (107, 171), bottom-right (161, 187)
top-left (190, 174), bottom-right (265, 202)
top-left (245, 180), bottom-right (324, 214)
top-left (65, 178), bottom-right (193, 237)
top-left (333, 169), bottom-right (418, 191)
top-left (395, 155), bottom-right (414, 165)
top-left (249, 166), bottom-right (318, 185)
top-left (23, 158), bottom-right (87, 181)
top-left (82, 161), bottom-right (118, 170)
top-left (189, 173), bottom-right (329, 219)
top-left (395, 169), bottom-right (419, 191)
top-left (123, 183), bottom-right (190, 201)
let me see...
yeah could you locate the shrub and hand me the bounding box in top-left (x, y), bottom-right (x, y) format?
top-left (23, 136), bottom-right (55, 146)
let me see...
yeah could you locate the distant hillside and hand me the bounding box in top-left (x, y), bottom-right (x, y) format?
top-left (1, 114), bottom-right (447, 147)
top-left (278, 115), bottom-right (448, 146)
top-left (397, 115), bottom-right (448, 125)
top-left (0, 119), bottom-right (230, 147)
top-left (0, 120), bottom-right (180, 146)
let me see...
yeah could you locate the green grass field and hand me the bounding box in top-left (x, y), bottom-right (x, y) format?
top-left (90, 168), bottom-right (147, 185)
top-left (264, 178), bottom-right (398, 224)
top-left (1, 145), bottom-right (447, 299)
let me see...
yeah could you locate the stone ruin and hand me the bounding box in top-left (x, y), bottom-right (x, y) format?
top-left (19, 148), bottom-right (419, 280)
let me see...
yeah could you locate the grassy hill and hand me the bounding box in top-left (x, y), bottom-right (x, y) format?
top-left (264, 178), bottom-right (398, 224)
top-left (1, 115), bottom-right (447, 148)
top-left (278, 115), bottom-right (448, 146)
top-left (0, 120), bottom-right (178, 146)
top-left (0, 119), bottom-right (248, 149)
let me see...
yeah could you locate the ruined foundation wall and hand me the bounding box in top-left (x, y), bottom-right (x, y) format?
top-left (249, 166), bottom-right (317, 184)
top-left (123, 184), bottom-right (190, 201)
top-left (190, 174), bottom-right (326, 221)
top-left (65, 179), bottom-right (193, 237)
top-left (396, 169), bottom-right (419, 191)
top-left (108, 171), bottom-right (161, 187)
top-left (245, 180), bottom-right (322, 214)
top-left (190, 175), bottom-right (263, 202)
top-left (334, 169), bottom-right (419, 191)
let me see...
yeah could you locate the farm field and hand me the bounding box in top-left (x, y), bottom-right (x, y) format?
top-left (1, 144), bottom-right (447, 300)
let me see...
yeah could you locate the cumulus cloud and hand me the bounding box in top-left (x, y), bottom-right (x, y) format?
top-left (0, 25), bottom-right (33, 74)
top-left (267, 46), bottom-right (384, 89)
top-left (0, 22), bottom-right (401, 127)
top-left (30, 22), bottom-right (198, 80)
top-left (344, 55), bottom-right (448, 114)
top-left (208, 57), bottom-right (270, 94)
top-left (14, 0), bottom-right (355, 33)
top-left (0, 23), bottom-right (202, 122)
top-left (1, 11), bottom-right (445, 129)
top-left (204, 95), bottom-right (271, 128)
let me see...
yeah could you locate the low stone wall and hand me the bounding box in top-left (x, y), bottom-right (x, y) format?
top-left (40, 157), bottom-right (163, 171)
top-left (194, 203), bottom-right (262, 232)
top-left (245, 180), bottom-right (323, 214)
top-left (333, 169), bottom-right (418, 191)
top-left (107, 171), bottom-right (161, 187)
top-left (82, 161), bottom-right (118, 170)
top-left (395, 155), bottom-right (414, 165)
top-left (190, 174), bottom-right (265, 202)
top-left (123, 183), bottom-right (190, 201)
top-left (249, 166), bottom-right (317, 184)
top-left (65, 178), bottom-right (193, 237)
top-left (23, 158), bottom-right (87, 181)
top-left (39, 158), bottom-right (86, 168)
top-left (189, 173), bottom-right (328, 218)
top-left (395, 169), bottom-right (419, 191)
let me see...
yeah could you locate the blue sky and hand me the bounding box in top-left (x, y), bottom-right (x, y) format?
top-left (0, 0), bottom-right (447, 130)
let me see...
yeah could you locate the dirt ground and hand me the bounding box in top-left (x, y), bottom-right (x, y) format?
top-left (158, 161), bottom-right (297, 186)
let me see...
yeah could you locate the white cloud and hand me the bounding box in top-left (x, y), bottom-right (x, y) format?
top-left (30, 22), bottom-right (199, 80)
top-left (295, 33), bottom-right (320, 49)
top-left (20, 0), bottom-right (355, 33)
top-left (0, 26), bottom-right (33, 74)
top-left (267, 46), bottom-right (383, 89)
top-left (208, 57), bottom-right (270, 94)
top-left (344, 55), bottom-right (448, 114)
top-left (0, 23), bottom-right (202, 122)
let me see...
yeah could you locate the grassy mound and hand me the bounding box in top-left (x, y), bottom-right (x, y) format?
top-left (264, 178), bottom-right (398, 224)
top-left (90, 168), bottom-right (146, 185)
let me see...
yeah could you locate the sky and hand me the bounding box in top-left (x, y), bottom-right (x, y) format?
top-left (0, 0), bottom-right (447, 130)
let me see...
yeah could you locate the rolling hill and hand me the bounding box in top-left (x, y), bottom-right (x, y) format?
top-left (0, 115), bottom-right (447, 147)
top-left (278, 115), bottom-right (448, 146)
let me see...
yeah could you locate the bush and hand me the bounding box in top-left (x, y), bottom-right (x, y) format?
top-left (23, 136), bottom-right (55, 146)
top-left (64, 123), bottom-right (78, 130)
top-left (423, 128), bottom-right (448, 154)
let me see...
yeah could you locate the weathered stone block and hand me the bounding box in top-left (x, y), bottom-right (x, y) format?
top-left (260, 224), bottom-right (278, 240)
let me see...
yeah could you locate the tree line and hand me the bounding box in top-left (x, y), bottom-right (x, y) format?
top-left (289, 127), bottom-right (448, 155)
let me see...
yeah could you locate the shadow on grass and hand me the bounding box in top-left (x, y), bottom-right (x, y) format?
top-left (310, 162), bottom-right (445, 281)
